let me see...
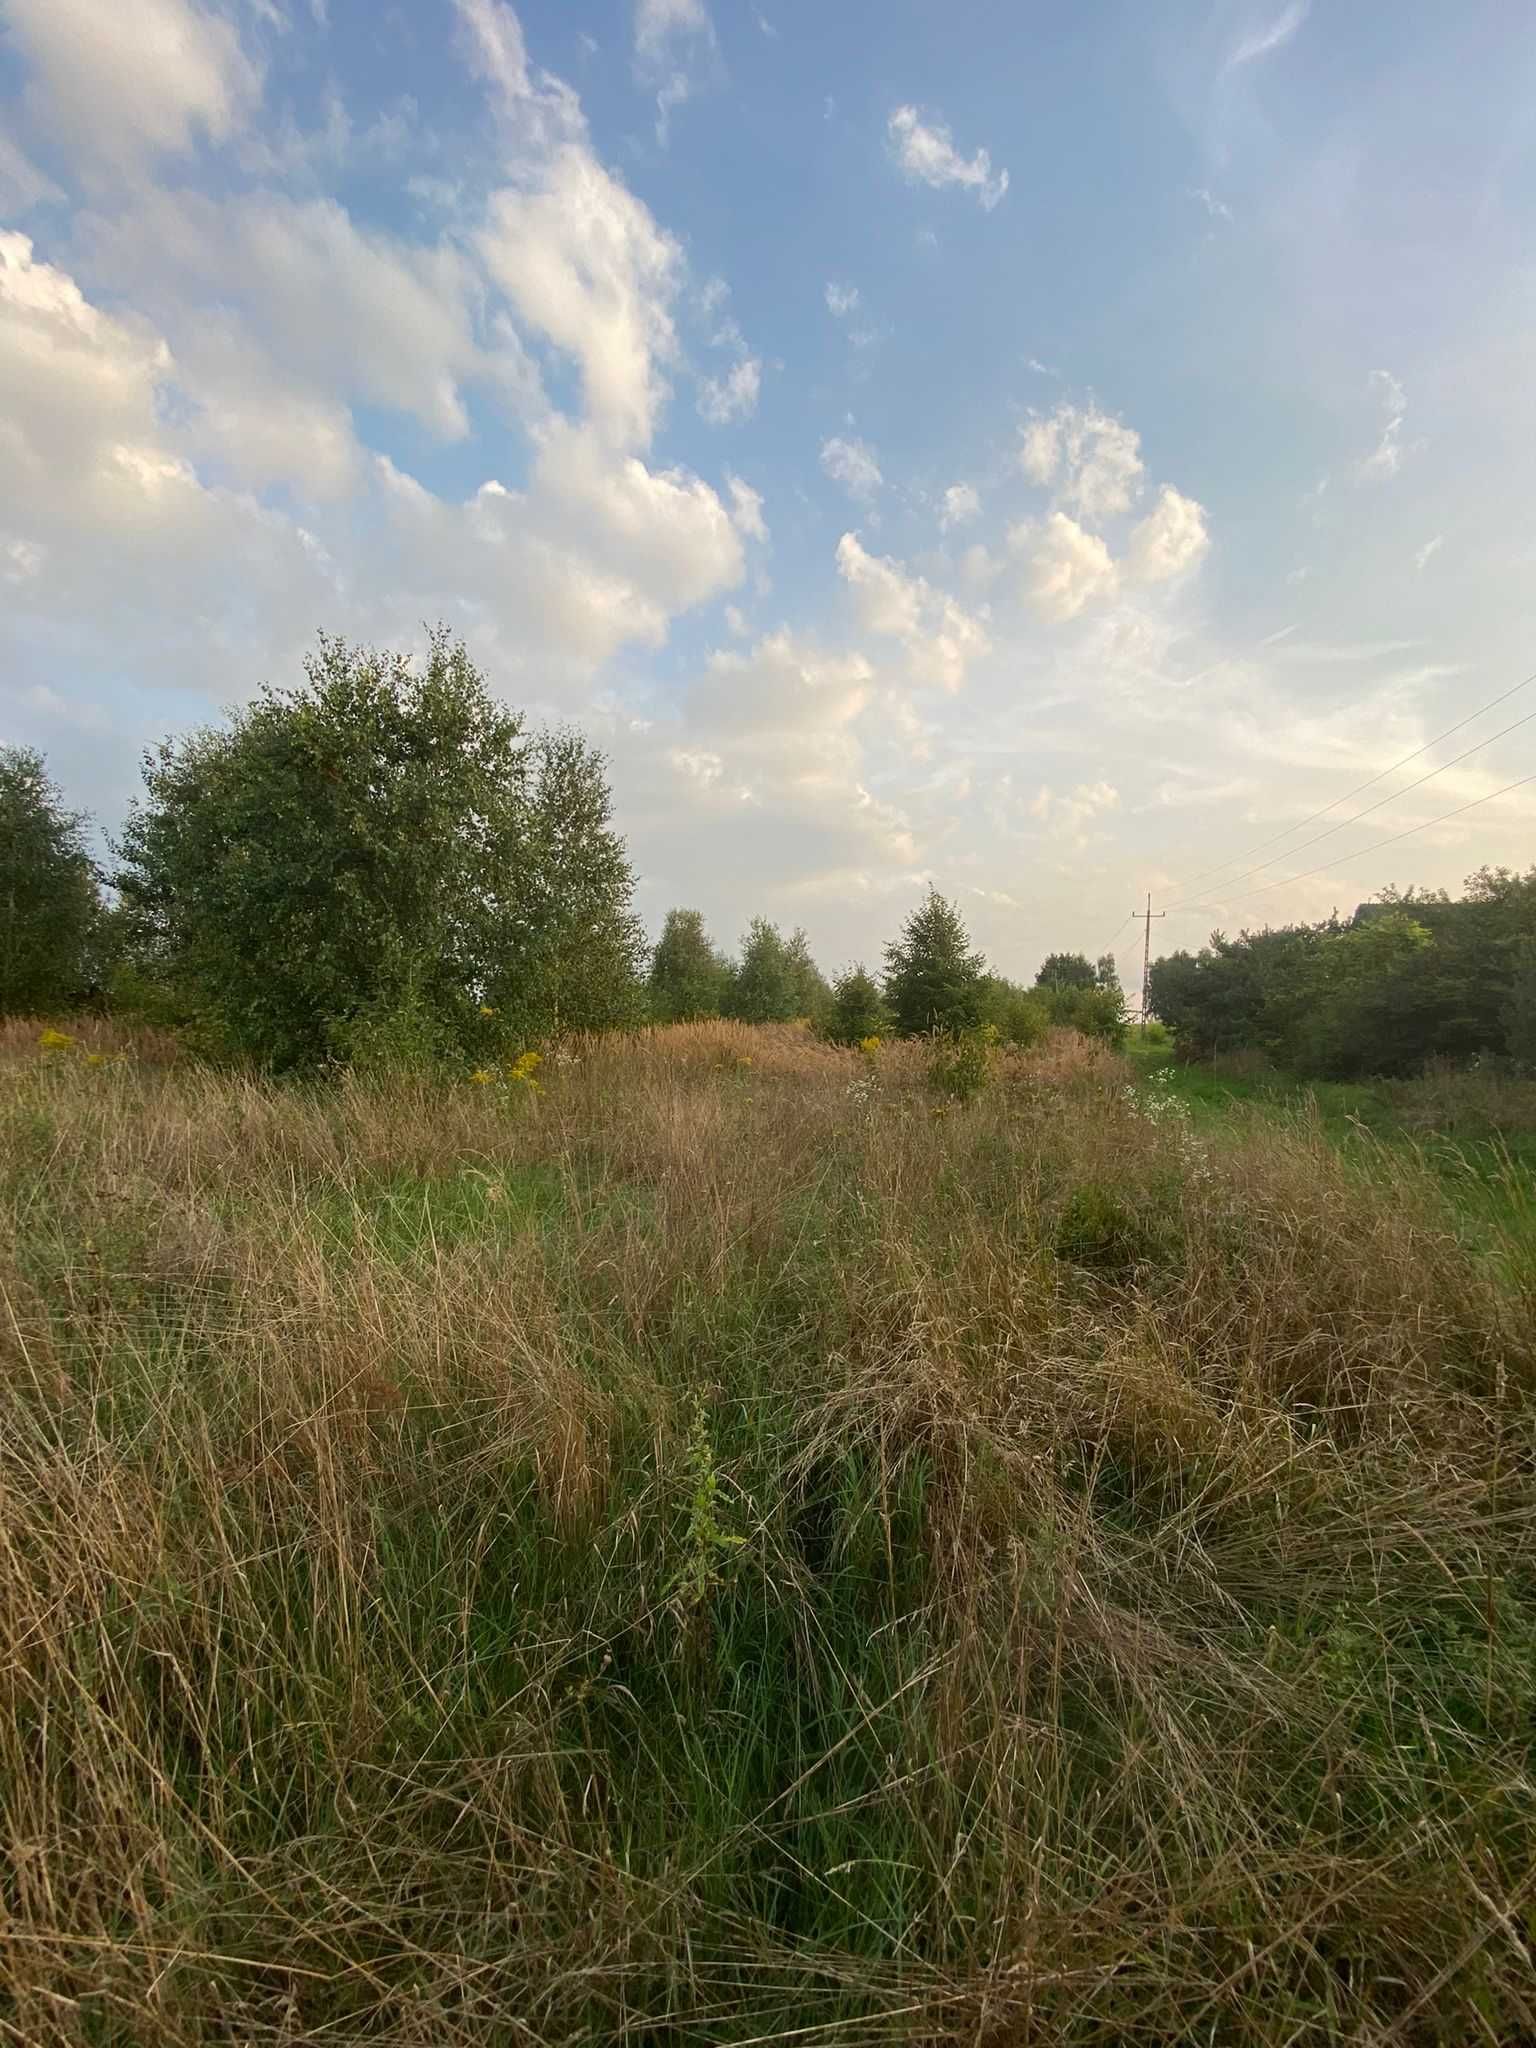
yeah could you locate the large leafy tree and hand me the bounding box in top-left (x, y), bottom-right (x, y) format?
top-left (784, 927), bottom-right (831, 1026)
top-left (115, 632), bottom-right (532, 1069)
top-left (726, 918), bottom-right (797, 1024)
top-left (1034, 951), bottom-right (1098, 991)
top-left (649, 909), bottom-right (730, 1023)
top-left (0, 747), bottom-right (102, 1014)
top-left (883, 890), bottom-right (985, 1036)
top-left (489, 729), bottom-right (647, 1037)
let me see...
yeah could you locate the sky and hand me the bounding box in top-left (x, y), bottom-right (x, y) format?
top-left (3, 0), bottom-right (1535, 991)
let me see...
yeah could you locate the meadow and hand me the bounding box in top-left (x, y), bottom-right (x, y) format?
top-left (2, 1017), bottom-right (1534, 2045)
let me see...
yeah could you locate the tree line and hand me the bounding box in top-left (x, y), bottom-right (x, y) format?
top-left (0, 633), bottom-right (1128, 1068)
top-left (1147, 876), bottom-right (1536, 1077)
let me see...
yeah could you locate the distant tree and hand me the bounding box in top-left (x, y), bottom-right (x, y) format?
top-left (115, 632), bottom-right (531, 1069)
top-left (1034, 951), bottom-right (1097, 991)
top-left (0, 747), bottom-right (102, 1014)
top-left (824, 964), bottom-right (891, 1045)
top-left (978, 973), bottom-right (1049, 1047)
top-left (784, 927), bottom-right (831, 1026)
top-left (1039, 981), bottom-right (1129, 1046)
top-left (489, 729), bottom-right (647, 1037)
top-left (1094, 953), bottom-right (1122, 993)
top-left (726, 917), bottom-right (798, 1023)
top-left (649, 909), bottom-right (730, 1022)
top-left (883, 890), bottom-right (985, 1036)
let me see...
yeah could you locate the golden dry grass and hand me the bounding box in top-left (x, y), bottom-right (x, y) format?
top-left (1, 1019), bottom-right (1533, 2044)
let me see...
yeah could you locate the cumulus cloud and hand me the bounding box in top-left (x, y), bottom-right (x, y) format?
top-left (1125, 486), bottom-right (1210, 584)
top-left (6, 0), bottom-right (260, 170)
top-left (480, 152), bottom-right (683, 448)
top-left (825, 281), bottom-right (859, 317)
top-left (835, 532), bottom-right (989, 692)
top-left (1019, 402), bottom-right (1144, 526)
top-left (821, 434), bottom-right (883, 501)
top-left (698, 355), bottom-right (762, 425)
top-left (887, 105), bottom-right (1008, 210)
top-left (1012, 513), bottom-right (1119, 622)
top-left (940, 482), bottom-right (980, 530)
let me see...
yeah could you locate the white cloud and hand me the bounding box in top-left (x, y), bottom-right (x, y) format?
top-left (835, 532), bottom-right (989, 692)
top-left (633, 0), bottom-right (715, 145)
top-left (1030, 781), bottom-right (1121, 845)
top-left (723, 603), bottom-right (749, 637)
top-left (1356, 368), bottom-right (1409, 482)
top-left (6, 0), bottom-right (261, 169)
top-left (1012, 513), bottom-right (1120, 622)
top-left (1019, 402), bottom-right (1145, 526)
top-left (1415, 535), bottom-right (1444, 573)
top-left (726, 474), bottom-right (767, 540)
top-left (480, 147), bottom-right (681, 447)
top-left (1125, 486), bottom-right (1210, 584)
top-left (1224, 0), bottom-right (1310, 70)
top-left (940, 482), bottom-right (981, 531)
top-left (887, 105), bottom-right (1009, 211)
top-left (1187, 185), bottom-right (1233, 222)
top-left (825, 281), bottom-right (860, 317)
top-left (821, 434), bottom-right (883, 502)
top-left (698, 356), bottom-right (762, 425)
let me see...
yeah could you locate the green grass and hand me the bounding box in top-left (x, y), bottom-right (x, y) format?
top-left (3, 1019), bottom-right (1535, 2043)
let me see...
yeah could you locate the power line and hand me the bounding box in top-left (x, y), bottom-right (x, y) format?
top-left (1163, 663), bottom-right (1536, 900)
top-left (1177, 769), bottom-right (1536, 916)
top-left (1161, 699), bottom-right (1536, 911)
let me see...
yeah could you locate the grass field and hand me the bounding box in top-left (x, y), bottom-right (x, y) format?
top-left (3, 1018), bottom-right (1535, 2045)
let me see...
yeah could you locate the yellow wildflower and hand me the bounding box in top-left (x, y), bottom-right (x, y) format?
top-left (84, 1051), bottom-right (107, 1069)
top-left (506, 1049), bottom-right (543, 1091)
top-left (469, 1068), bottom-right (493, 1086)
top-left (479, 1004), bottom-right (497, 1017)
top-left (38, 1027), bottom-right (74, 1053)
top-left (858, 1035), bottom-right (881, 1056)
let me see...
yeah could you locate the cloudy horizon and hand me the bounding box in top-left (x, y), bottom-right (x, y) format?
top-left (3, 0), bottom-right (1533, 986)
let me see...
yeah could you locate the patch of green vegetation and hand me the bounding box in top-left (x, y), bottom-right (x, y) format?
top-left (309, 1163), bottom-right (566, 1261)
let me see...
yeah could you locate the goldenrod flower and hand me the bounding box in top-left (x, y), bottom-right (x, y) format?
top-left (38, 1028), bottom-right (74, 1052)
top-left (469, 1068), bottom-right (492, 1086)
top-left (479, 1004), bottom-right (497, 1017)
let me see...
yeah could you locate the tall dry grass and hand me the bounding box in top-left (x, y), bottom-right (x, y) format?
top-left (1, 1019), bottom-right (1533, 2043)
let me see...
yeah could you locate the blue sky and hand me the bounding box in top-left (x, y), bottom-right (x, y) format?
top-left (3, 0), bottom-right (1534, 986)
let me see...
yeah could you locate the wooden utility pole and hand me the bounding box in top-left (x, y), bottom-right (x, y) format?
top-left (1137, 893), bottom-right (1165, 1027)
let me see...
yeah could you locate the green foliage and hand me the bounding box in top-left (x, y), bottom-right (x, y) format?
top-left (822, 963), bottom-right (891, 1046)
top-left (1035, 950), bottom-right (1098, 991)
top-left (648, 908), bottom-right (731, 1022)
top-left (978, 973), bottom-right (1049, 1047)
top-left (114, 632), bottom-right (533, 1070)
top-left (1148, 871), bottom-right (1536, 1077)
top-left (1039, 980), bottom-right (1129, 1045)
top-left (925, 1025), bottom-right (993, 1103)
top-left (883, 888), bottom-right (985, 1037)
top-left (0, 747), bottom-right (102, 1014)
top-left (725, 917), bottom-right (797, 1024)
top-left (671, 1399), bottom-right (747, 1615)
top-left (1094, 952), bottom-right (1123, 993)
top-left (783, 926), bottom-right (831, 1026)
top-left (485, 728), bottom-right (647, 1039)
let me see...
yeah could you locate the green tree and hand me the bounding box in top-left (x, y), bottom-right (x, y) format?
top-left (726, 917), bottom-right (797, 1024)
top-left (1094, 953), bottom-right (1122, 993)
top-left (823, 964), bottom-right (891, 1045)
top-left (978, 973), bottom-right (1049, 1047)
top-left (1035, 951), bottom-right (1097, 991)
top-left (883, 890), bottom-right (985, 1036)
top-left (784, 927), bottom-right (830, 1026)
top-left (115, 632), bottom-right (531, 1069)
top-left (649, 909), bottom-right (729, 1022)
top-left (0, 747), bottom-right (102, 1014)
top-left (487, 728), bottom-right (647, 1037)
